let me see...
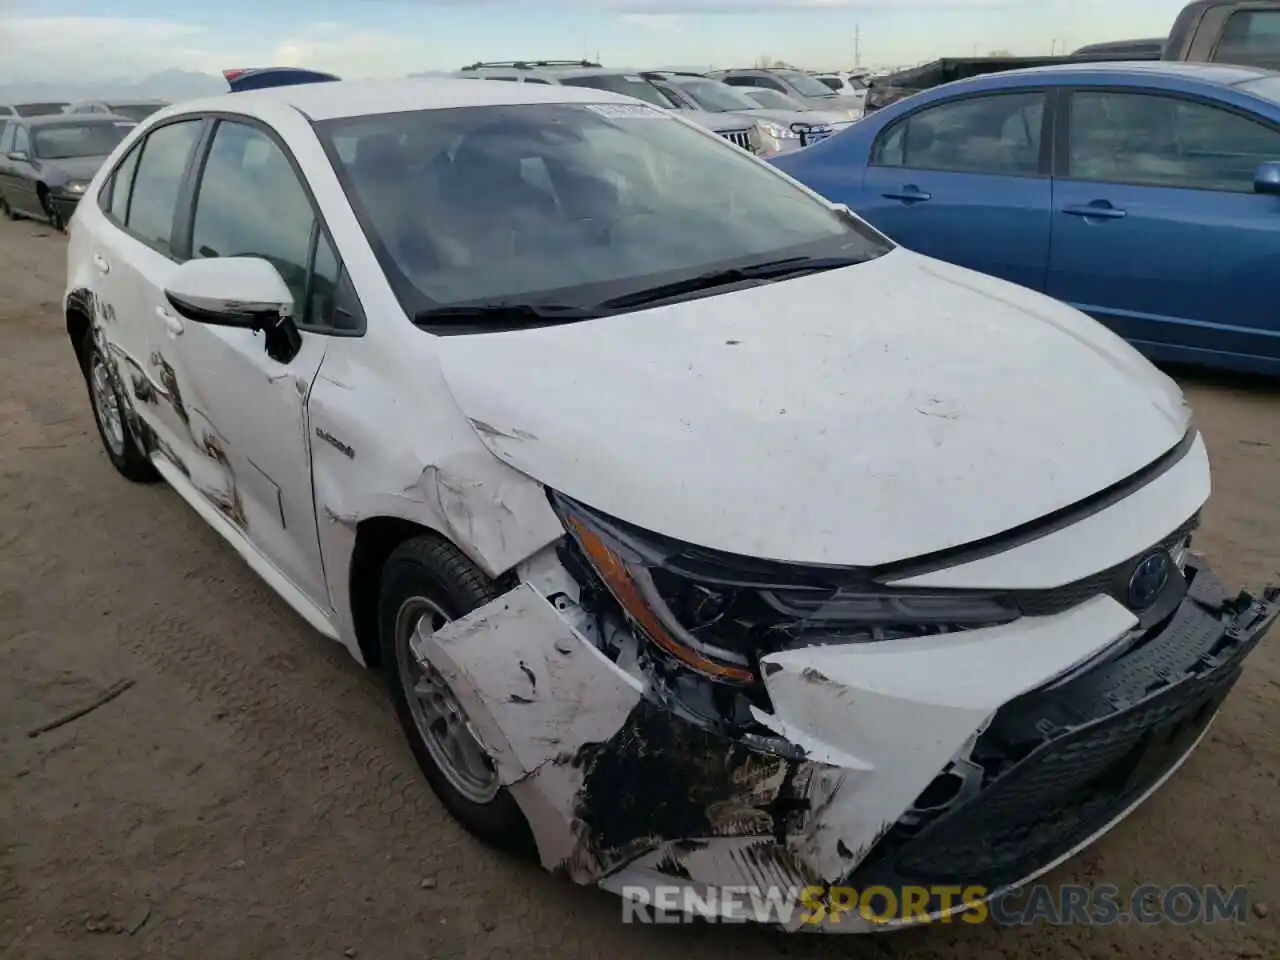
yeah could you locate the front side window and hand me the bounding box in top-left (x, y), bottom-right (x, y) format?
top-left (873, 92), bottom-right (1045, 176)
top-left (127, 119), bottom-right (202, 253)
top-left (0, 123), bottom-right (14, 153)
top-left (817, 77), bottom-right (842, 92)
top-left (318, 102), bottom-right (890, 322)
top-left (30, 122), bottom-right (131, 160)
top-left (1066, 91), bottom-right (1280, 191)
top-left (1217, 10), bottom-right (1280, 67)
top-left (190, 121), bottom-right (316, 315)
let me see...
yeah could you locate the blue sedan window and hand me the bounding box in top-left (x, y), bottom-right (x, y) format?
top-left (1067, 91), bottom-right (1280, 192)
top-left (872, 92), bottom-right (1045, 176)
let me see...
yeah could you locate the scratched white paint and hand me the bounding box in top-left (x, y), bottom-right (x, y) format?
top-left (757, 594), bottom-right (1139, 883)
top-left (419, 584), bottom-right (643, 871)
top-left (62, 77), bottom-right (1234, 930)
top-left (436, 248), bottom-right (1192, 568)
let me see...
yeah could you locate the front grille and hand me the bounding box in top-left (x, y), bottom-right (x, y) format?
top-left (1012, 513), bottom-right (1199, 617)
top-left (842, 560), bottom-right (1276, 900)
top-left (718, 128), bottom-right (754, 152)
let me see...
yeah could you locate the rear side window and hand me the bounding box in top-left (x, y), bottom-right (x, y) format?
top-left (558, 74), bottom-right (673, 108)
top-left (127, 120), bottom-right (202, 253)
top-left (873, 92), bottom-right (1045, 176)
top-left (1217, 10), bottom-right (1280, 67)
top-left (13, 126), bottom-right (29, 154)
top-left (0, 123), bottom-right (13, 153)
top-left (108, 144), bottom-right (142, 221)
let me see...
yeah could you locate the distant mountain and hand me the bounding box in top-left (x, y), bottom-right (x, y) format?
top-left (0, 69), bottom-right (226, 106)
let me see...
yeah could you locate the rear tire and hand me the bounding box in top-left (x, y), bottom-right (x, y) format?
top-left (81, 333), bottom-right (160, 483)
top-left (378, 535), bottom-right (535, 857)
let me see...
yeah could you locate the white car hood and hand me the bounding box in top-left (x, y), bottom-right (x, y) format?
top-left (436, 249), bottom-right (1191, 567)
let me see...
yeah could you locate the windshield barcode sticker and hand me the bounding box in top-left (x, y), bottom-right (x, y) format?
top-left (585, 103), bottom-right (669, 120)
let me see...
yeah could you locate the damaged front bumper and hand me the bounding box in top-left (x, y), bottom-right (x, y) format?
top-left (416, 555), bottom-right (1278, 933)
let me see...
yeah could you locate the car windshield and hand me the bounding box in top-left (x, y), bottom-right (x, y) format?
top-left (674, 79), bottom-right (762, 113)
top-left (108, 103), bottom-right (165, 121)
top-left (556, 74), bottom-right (675, 108)
top-left (30, 121), bottom-right (132, 159)
top-left (744, 88), bottom-right (808, 111)
top-left (317, 102), bottom-right (890, 321)
top-left (780, 71), bottom-right (838, 98)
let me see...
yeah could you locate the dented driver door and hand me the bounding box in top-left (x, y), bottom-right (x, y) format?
top-left (151, 118), bottom-right (334, 612)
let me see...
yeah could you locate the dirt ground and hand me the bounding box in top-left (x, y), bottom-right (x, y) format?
top-left (0, 216), bottom-right (1276, 960)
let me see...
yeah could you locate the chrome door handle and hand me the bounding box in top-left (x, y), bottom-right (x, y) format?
top-left (882, 187), bottom-right (932, 203)
top-left (156, 306), bottom-right (184, 336)
top-left (1062, 202), bottom-right (1127, 220)
top-left (92, 254), bottom-right (110, 275)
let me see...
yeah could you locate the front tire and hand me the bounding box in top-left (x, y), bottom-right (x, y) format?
top-left (82, 334), bottom-right (160, 483)
top-left (41, 192), bottom-right (64, 232)
top-left (0, 193), bottom-right (15, 220)
top-left (378, 535), bottom-right (534, 856)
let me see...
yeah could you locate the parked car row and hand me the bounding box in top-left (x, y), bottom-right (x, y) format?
top-left (1, 98), bottom-right (169, 120)
top-left (0, 113), bottom-right (141, 230)
top-left (448, 61), bottom-right (864, 155)
top-left (0, 98), bottom-right (170, 230)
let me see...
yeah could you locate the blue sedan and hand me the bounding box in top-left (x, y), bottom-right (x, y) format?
top-left (772, 62), bottom-right (1280, 377)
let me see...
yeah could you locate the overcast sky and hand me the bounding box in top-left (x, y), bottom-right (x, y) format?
top-left (2, 0), bottom-right (1192, 81)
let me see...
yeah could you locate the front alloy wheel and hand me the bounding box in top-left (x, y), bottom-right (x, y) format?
top-left (395, 596), bottom-right (500, 804)
top-left (377, 535), bottom-right (534, 855)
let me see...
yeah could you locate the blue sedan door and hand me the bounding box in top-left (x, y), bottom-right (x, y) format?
top-left (857, 90), bottom-right (1053, 292)
top-left (1047, 88), bottom-right (1280, 369)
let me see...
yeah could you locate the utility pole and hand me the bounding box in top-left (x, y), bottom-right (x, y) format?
top-left (854, 24), bottom-right (861, 70)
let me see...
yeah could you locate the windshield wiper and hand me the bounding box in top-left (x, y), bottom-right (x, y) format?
top-left (600, 255), bottom-right (865, 311)
top-left (411, 301), bottom-right (603, 330)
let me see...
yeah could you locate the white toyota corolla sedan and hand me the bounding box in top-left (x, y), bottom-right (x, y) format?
top-left (63, 76), bottom-right (1277, 930)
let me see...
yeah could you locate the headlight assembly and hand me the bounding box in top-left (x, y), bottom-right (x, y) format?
top-left (551, 493), bottom-right (1020, 685)
top-left (755, 120), bottom-right (799, 142)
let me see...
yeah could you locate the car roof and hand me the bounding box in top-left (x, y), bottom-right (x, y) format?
top-left (461, 65), bottom-right (650, 80)
top-left (957, 60), bottom-right (1277, 88)
top-left (165, 78), bottom-right (643, 122)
